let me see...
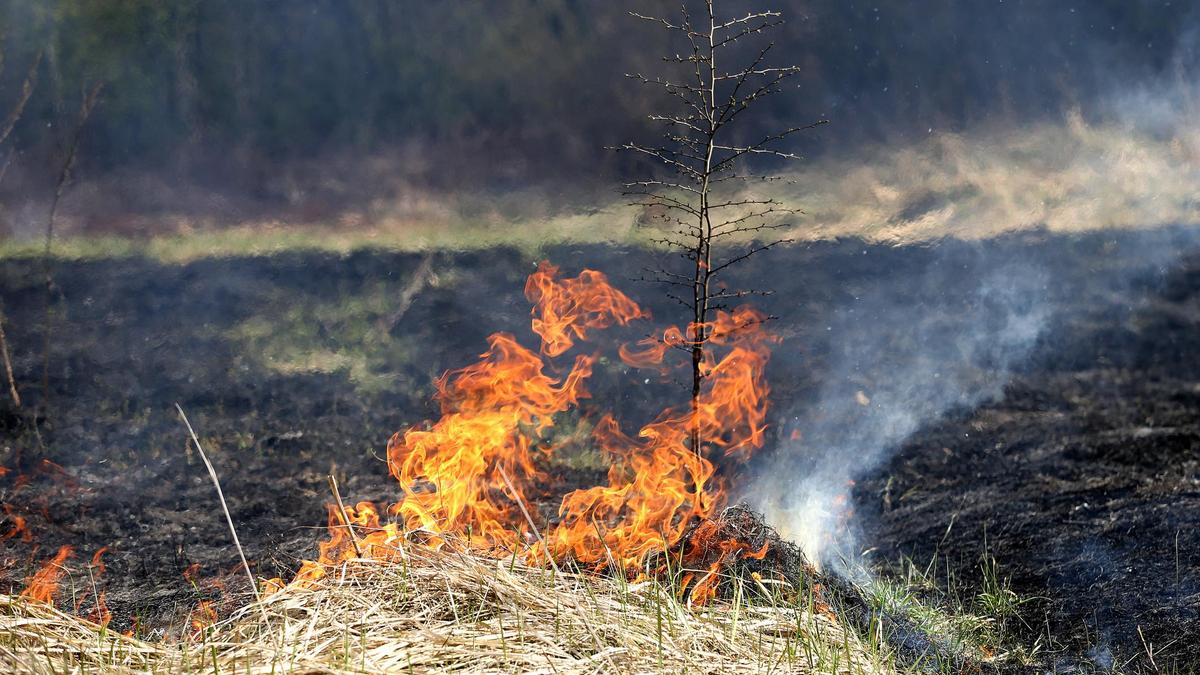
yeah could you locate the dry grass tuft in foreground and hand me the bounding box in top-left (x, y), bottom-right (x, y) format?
top-left (0, 540), bottom-right (893, 674)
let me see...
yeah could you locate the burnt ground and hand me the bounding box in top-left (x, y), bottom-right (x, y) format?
top-left (0, 226), bottom-right (1198, 668)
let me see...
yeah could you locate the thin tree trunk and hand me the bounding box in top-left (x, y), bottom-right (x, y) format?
top-left (689, 2), bottom-right (718, 456)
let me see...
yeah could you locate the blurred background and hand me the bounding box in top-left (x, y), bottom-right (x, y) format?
top-left (0, 0), bottom-right (1197, 248)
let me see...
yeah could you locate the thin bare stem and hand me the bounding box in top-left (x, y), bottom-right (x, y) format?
top-left (0, 305), bottom-right (19, 407)
top-left (495, 466), bottom-right (550, 555)
top-left (0, 50), bottom-right (41, 146)
top-left (176, 404), bottom-right (263, 606)
top-left (327, 474), bottom-right (364, 559)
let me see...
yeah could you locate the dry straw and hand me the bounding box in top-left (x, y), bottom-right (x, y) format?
top-left (0, 539), bottom-right (892, 674)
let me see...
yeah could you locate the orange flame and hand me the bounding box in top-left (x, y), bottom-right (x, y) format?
top-left (386, 333), bottom-right (595, 550)
top-left (183, 562), bottom-right (201, 585)
top-left (90, 546), bottom-right (108, 576)
top-left (189, 600), bottom-right (218, 634)
top-left (2, 504), bottom-right (31, 542)
top-left (541, 306), bottom-right (776, 571)
top-left (286, 262), bottom-right (776, 603)
top-left (89, 547), bottom-right (112, 627)
top-left (526, 261), bottom-right (649, 357)
top-left (676, 520), bottom-right (770, 605)
top-left (20, 545), bottom-right (73, 605)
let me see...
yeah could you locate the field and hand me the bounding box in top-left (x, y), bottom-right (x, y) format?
top-left (0, 225), bottom-right (1198, 671)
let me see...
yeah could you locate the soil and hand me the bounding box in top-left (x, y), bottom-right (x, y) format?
top-left (1, 226), bottom-right (1198, 668)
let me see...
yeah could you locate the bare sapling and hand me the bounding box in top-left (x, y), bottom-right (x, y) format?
top-left (621, 0), bottom-right (824, 453)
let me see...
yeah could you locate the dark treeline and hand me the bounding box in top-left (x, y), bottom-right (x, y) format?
top-left (0, 0), bottom-right (1194, 200)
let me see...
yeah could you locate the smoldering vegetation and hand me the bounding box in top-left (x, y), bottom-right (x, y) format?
top-left (2, 227), bottom-right (1200, 667)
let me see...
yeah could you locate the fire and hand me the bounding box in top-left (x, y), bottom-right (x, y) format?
top-left (3, 461), bottom-right (114, 626)
top-left (387, 333), bottom-right (594, 550)
top-left (189, 600), bottom-right (218, 634)
top-left (286, 501), bottom-right (403, 588)
top-left (285, 261), bottom-right (777, 603)
top-left (526, 262), bottom-right (649, 357)
top-left (678, 520), bottom-right (770, 605)
top-left (88, 547), bottom-right (112, 627)
top-left (20, 545), bottom-right (74, 605)
top-left (2, 504), bottom-right (31, 542)
top-left (90, 546), bottom-right (108, 576)
top-left (541, 305), bottom-right (775, 571)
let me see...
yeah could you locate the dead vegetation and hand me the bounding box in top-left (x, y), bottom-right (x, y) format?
top-left (0, 538), bottom-right (892, 674)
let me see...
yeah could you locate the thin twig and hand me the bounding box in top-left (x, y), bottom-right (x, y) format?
top-left (495, 463), bottom-right (617, 670)
top-left (495, 465), bottom-right (553, 569)
top-left (377, 252), bottom-right (435, 333)
top-left (0, 304), bottom-right (19, 407)
top-left (0, 50), bottom-right (41, 146)
top-left (175, 404), bottom-right (263, 606)
top-left (327, 474), bottom-right (363, 558)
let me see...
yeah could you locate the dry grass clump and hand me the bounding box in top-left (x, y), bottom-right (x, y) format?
top-left (0, 540), bottom-right (893, 674)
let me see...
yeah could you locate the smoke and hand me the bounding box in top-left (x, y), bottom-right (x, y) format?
top-left (745, 249), bottom-right (1049, 571)
top-left (732, 10), bottom-right (1200, 572)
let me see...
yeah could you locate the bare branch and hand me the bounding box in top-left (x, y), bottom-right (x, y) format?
top-left (707, 197), bottom-right (783, 210)
top-left (715, 42), bottom-right (774, 125)
top-left (716, 11), bottom-right (781, 29)
top-left (716, 65), bottom-right (801, 82)
top-left (664, 292), bottom-right (693, 309)
top-left (710, 207), bottom-right (787, 231)
top-left (712, 222), bottom-right (792, 240)
top-left (709, 239), bottom-right (793, 276)
top-left (713, 18), bottom-right (785, 50)
top-left (705, 288), bottom-right (775, 302)
top-left (710, 120), bottom-right (827, 173)
top-left (629, 11), bottom-right (693, 35)
top-left (626, 72), bottom-right (707, 118)
top-left (639, 276), bottom-right (693, 288)
top-left (624, 190), bottom-right (701, 215)
top-left (614, 142), bottom-right (703, 178)
top-left (623, 179), bottom-right (701, 195)
top-left (0, 50), bottom-right (42, 147)
top-left (650, 114), bottom-right (706, 134)
top-left (717, 69), bottom-right (809, 129)
top-left (644, 267), bottom-right (695, 283)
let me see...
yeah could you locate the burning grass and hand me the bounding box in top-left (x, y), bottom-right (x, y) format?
top-left (0, 258), bottom-right (1038, 671)
top-left (256, 260), bottom-right (784, 601)
top-left (0, 538), bottom-right (892, 674)
top-left (0, 257), bottom-right (906, 672)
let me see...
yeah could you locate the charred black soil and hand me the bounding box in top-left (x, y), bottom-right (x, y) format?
top-left (1, 226), bottom-right (1198, 669)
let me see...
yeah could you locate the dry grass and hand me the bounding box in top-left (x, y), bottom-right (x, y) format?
top-left (4, 99), bottom-right (1199, 263)
top-left (773, 109), bottom-right (1200, 242)
top-left (0, 541), bottom-right (893, 674)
